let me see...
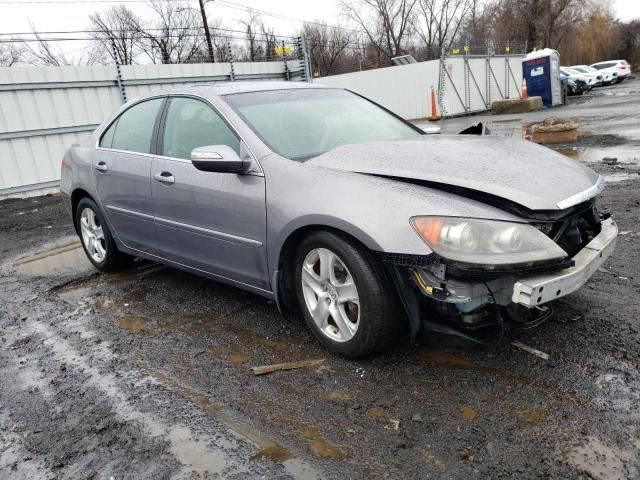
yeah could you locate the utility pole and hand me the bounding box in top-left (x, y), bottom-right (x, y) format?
top-left (199, 0), bottom-right (215, 63)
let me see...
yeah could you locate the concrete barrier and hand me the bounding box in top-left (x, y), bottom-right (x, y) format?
top-left (491, 97), bottom-right (543, 115)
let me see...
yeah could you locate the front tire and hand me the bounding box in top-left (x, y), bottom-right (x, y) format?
top-left (294, 230), bottom-right (399, 358)
top-left (75, 197), bottom-right (131, 271)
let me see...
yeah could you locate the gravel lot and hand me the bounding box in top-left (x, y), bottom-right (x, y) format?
top-left (1, 77), bottom-right (639, 480)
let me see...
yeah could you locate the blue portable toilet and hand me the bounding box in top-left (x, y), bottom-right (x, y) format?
top-left (522, 49), bottom-right (562, 108)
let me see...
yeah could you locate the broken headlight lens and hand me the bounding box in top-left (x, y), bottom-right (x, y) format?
top-left (410, 216), bottom-right (568, 266)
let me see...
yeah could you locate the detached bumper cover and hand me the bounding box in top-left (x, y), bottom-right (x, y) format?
top-left (512, 218), bottom-right (618, 307)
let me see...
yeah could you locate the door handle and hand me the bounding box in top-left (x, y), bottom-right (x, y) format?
top-left (154, 172), bottom-right (175, 185)
top-left (95, 161), bottom-right (108, 172)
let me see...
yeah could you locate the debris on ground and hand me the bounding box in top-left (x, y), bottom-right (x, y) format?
top-left (531, 117), bottom-right (579, 144)
top-left (511, 341), bottom-right (550, 361)
top-left (251, 359), bottom-right (326, 376)
top-left (602, 157), bottom-right (619, 165)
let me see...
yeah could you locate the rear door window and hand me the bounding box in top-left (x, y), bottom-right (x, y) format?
top-left (106, 98), bottom-right (164, 154)
top-left (161, 97), bottom-right (240, 160)
top-left (99, 119), bottom-right (118, 148)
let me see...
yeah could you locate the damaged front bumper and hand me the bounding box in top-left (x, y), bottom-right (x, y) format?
top-left (385, 217), bottom-right (618, 338)
top-left (512, 217), bottom-right (618, 307)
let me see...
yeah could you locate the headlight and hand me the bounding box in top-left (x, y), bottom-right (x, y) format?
top-left (410, 216), bottom-right (568, 266)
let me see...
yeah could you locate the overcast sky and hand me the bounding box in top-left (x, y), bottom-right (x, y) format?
top-left (1, 0), bottom-right (638, 61)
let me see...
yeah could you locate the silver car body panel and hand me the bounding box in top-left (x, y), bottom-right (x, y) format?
top-left (60, 81), bottom-right (608, 305)
top-left (307, 136), bottom-right (600, 211)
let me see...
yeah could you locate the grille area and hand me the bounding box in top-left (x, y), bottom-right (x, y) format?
top-left (536, 202), bottom-right (602, 257)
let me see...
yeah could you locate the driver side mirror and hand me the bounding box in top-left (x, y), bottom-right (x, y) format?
top-left (191, 145), bottom-right (244, 173)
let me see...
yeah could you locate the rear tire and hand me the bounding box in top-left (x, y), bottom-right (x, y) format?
top-left (75, 197), bottom-right (132, 272)
top-left (294, 230), bottom-right (399, 358)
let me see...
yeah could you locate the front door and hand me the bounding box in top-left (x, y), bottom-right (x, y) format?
top-left (94, 97), bottom-right (164, 252)
top-left (151, 96), bottom-right (268, 290)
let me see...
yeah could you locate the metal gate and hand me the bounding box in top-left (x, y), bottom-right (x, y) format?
top-left (438, 53), bottom-right (524, 118)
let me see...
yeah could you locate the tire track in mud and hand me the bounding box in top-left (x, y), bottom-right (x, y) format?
top-left (1, 294), bottom-right (320, 479)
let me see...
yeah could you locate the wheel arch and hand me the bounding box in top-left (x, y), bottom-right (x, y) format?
top-left (70, 188), bottom-right (96, 233)
top-left (273, 221), bottom-right (382, 314)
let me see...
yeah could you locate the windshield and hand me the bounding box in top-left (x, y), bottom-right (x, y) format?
top-left (572, 67), bottom-right (587, 73)
top-left (592, 62), bottom-right (615, 70)
top-left (223, 88), bottom-right (421, 160)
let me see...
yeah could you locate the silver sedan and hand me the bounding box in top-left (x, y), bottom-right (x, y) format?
top-left (61, 81), bottom-right (617, 357)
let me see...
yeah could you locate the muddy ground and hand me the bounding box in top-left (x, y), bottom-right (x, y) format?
top-left (1, 78), bottom-right (640, 480)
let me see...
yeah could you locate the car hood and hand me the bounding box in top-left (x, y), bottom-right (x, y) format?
top-left (307, 135), bottom-right (601, 211)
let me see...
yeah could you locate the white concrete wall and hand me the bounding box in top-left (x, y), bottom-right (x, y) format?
top-left (314, 56), bottom-right (524, 120)
top-left (315, 61), bottom-right (441, 120)
top-left (0, 60), bottom-right (303, 199)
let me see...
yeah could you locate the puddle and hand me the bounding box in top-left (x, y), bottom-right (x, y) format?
top-left (520, 408), bottom-right (546, 423)
top-left (556, 145), bottom-right (640, 164)
top-left (57, 285), bottom-right (96, 305)
top-left (167, 426), bottom-right (227, 479)
top-left (117, 316), bottom-right (147, 333)
top-left (148, 370), bottom-right (322, 478)
top-left (229, 352), bottom-right (251, 364)
top-left (603, 173), bottom-right (638, 183)
top-left (462, 406), bottom-right (478, 422)
top-left (250, 445), bottom-right (294, 463)
top-left (415, 348), bottom-right (476, 368)
top-left (320, 390), bottom-right (353, 402)
top-left (302, 426), bottom-right (347, 460)
top-left (13, 239), bottom-right (92, 275)
top-left (565, 436), bottom-right (633, 480)
top-left (365, 407), bottom-right (387, 418)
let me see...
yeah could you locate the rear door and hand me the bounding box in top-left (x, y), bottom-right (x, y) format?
top-left (95, 97), bottom-right (165, 252)
top-left (150, 96), bottom-right (269, 290)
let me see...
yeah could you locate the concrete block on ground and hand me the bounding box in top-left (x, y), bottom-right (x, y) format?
top-left (491, 97), bottom-right (543, 115)
top-left (531, 117), bottom-right (579, 144)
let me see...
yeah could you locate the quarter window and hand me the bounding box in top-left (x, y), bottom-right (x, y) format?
top-left (101, 98), bottom-right (163, 153)
top-left (161, 97), bottom-right (240, 160)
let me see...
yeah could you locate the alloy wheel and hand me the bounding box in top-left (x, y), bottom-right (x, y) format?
top-left (300, 247), bottom-right (360, 342)
top-left (80, 207), bottom-right (106, 263)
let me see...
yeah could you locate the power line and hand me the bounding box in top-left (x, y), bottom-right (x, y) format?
top-left (0, 27), bottom-right (297, 40)
top-left (0, 33), bottom-right (296, 44)
top-left (214, 0), bottom-right (364, 34)
top-left (0, 0), bottom-right (366, 36)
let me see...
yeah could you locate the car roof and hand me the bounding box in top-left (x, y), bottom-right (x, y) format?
top-left (181, 80), bottom-right (328, 96)
top-left (591, 60), bottom-right (623, 65)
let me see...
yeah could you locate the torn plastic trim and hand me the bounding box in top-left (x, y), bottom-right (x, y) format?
top-left (512, 217), bottom-right (618, 307)
top-left (378, 251), bottom-right (574, 281)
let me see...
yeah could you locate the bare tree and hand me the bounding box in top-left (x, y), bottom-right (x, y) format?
top-left (239, 10), bottom-right (261, 61)
top-left (22, 25), bottom-right (70, 66)
top-left (304, 22), bottom-right (352, 76)
top-left (416, 0), bottom-right (471, 52)
top-left (340, 0), bottom-right (418, 59)
top-left (0, 41), bottom-right (27, 67)
top-left (90, 5), bottom-right (141, 65)
top-left (258, 21), bottom-right (278, 61)
top-left (128, 0), bottom-right (205, 64)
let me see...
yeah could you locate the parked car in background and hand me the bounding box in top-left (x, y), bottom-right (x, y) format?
top-left (560, 69), bottom-right (590, 95)
top-left (60, 82), bottom-right (617, 357)
top-left (560, 67), bottom-right (595, 90)
top-left (570, 65), bottom-right (605, 86)
top-left (591, 60), bottom-right (631, 83)
top-left (572, 65), bottom-right (616, 86)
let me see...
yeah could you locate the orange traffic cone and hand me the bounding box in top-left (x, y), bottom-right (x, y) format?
top-left (429, 86), bottom-right (439, 121)
top-left (521, 77), bottom-right (528, 99)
